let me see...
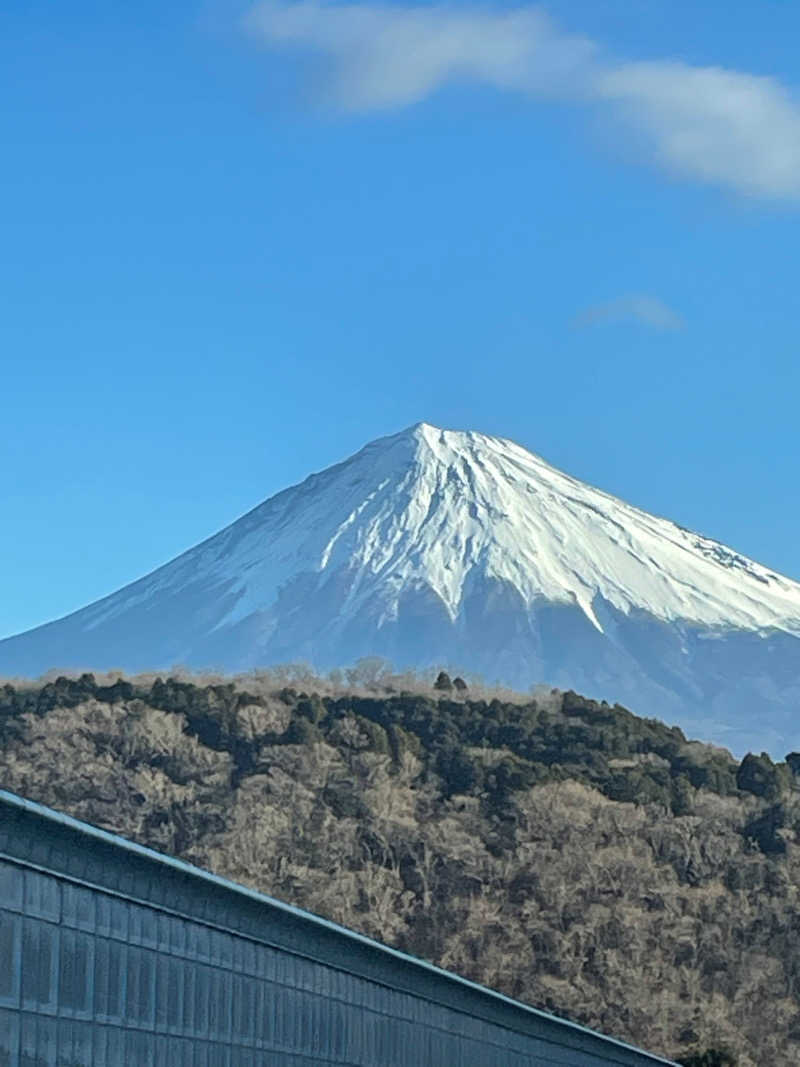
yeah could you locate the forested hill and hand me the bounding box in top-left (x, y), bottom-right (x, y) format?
top-left (2, 669), bottom-right (799, 1065)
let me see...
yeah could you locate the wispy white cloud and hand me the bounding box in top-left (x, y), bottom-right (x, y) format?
top-left (243, 1), bottom-right (800, 201)
top-left (595, 62), bottom-right (800, 199)
top-left (574, 295), bottom-right (685, 331)
top-left (243, 3), bottom-right (596, 109)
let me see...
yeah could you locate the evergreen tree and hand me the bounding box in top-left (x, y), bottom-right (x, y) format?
top-left (737, 752), bottom-right (780, 799)
top-left (434, 670), bottom-right (453, 692)
top-left (679, 1050), bottom-right (736, 1066)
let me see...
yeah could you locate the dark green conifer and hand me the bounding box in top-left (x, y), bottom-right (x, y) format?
top-left (433, 670), bottom-right (453, 692)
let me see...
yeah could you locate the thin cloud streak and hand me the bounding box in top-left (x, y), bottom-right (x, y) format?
top-left (574, 295), bottom-right (685, 331)
top-left (243, 3), bottom-right (597, 109)
top-left (243, 1), bottom-right (800, 201)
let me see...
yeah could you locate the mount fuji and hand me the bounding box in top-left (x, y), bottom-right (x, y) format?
top-left (3, 423), bottom-right (800, 756)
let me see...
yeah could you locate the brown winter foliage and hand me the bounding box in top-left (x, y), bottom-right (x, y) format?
top-left (1, 665), bottom-right (798, 1065)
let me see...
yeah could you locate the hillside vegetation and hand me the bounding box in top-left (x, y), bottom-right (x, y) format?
top-left (2, 665), bottom-right (800, 1065)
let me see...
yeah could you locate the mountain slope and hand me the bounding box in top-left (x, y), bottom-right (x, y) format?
top-left (1, 671), bottom-right (798, 1066)
top-left (2, 423), bottom-right (800, 755)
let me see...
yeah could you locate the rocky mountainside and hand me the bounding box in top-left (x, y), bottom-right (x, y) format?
top-left (2, 423), bottom-right (799, 755)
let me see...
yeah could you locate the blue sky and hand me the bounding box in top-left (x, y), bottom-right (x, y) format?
top-left (3, 0), bottom-right (800, 637)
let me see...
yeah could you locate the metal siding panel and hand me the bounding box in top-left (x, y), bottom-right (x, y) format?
top-left (326, 994), bottom-right (345, 1060)
top-left (57, 927), bottom-right (93, 1017)
top-left (169, 914), bottom-right (188, 959)
top-left (243, 975), bottom-right (258, 1046)
top-left (195, 965), bottom-right (213, 1040)
top-left (213, 930), bottom-right (233, 970)
top-left (0, 863), bottom-right (23, 913)
top-left (124, 1026), bottom-right (153, 1066)
top-left (100, 1024), bottom-right (123, 1065)
top-left (93, 939), bottom-right (124, 1024)
top-left (211, 966), bottom-right (233, 1044)
top-left (255, 943), bottom-right (274, 982)
top-left (241, 939), bottom-right (257, 978)
top-left (169, 956), bottom-right (185, 1035)
top-left (20, 920), bottom-right (57, 1013)
top-left (34, 1015), bottom-right (57, 1067)
top-left (70, 1019), bottom-right (93, 1066)
top-left (61, 883), bottom-right (94, 934)
top-left (194, 925), bottom-right (212, 965)
top-left (0, 1008), bottom-right (19, 1067)
top-left (278, 983), bottom-right (293, 1051)
top-left (22, 872), bottom-right (58, 924)
top-left (257, 979), bottom-right (274, 1050)
top-left (109, 897), bottom-right (128, 942)
top-left (0, 913), bottom-right (20, 1008)
top-left (131, 944), bottom-right (158, 1028)
top-left (18, 1017), bottom-right (35, 1067)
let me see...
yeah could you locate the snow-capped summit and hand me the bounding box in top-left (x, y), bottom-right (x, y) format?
top-left (2, 423), bottom-right (800, 756)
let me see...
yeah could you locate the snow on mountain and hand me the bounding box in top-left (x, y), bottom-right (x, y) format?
top-left (2, 423), bottom-right (800, 756)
